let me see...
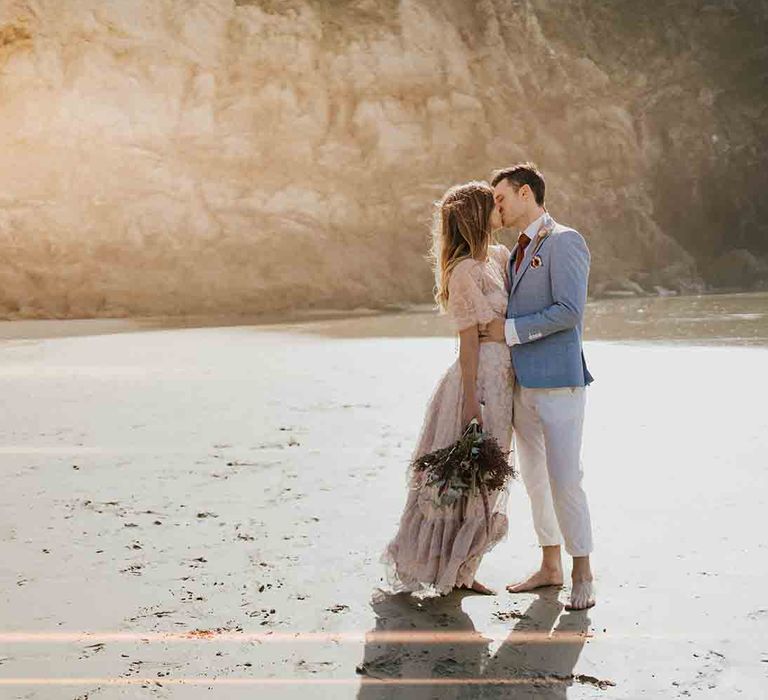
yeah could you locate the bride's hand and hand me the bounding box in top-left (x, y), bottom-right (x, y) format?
top-left (462, 395), bottom-right (483, 428)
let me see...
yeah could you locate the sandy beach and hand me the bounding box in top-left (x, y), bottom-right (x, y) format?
top-left (1, 294), bottom-right (767, 698)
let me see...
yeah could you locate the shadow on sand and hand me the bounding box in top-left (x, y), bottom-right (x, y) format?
top-left (356, 588), bottom-right (593, 699)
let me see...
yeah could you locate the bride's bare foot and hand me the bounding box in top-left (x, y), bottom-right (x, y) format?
top-left (458, 580), bottom-right (496, 595)
top-left (506, 567), bottom-right (564, 593)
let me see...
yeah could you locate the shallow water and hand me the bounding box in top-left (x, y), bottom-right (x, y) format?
top-left (583, 291), bottom-right (768, 345)
top-left (280, 292), bottom-right (768, 346)
top-left (1, 292), bottom-right (766, 346)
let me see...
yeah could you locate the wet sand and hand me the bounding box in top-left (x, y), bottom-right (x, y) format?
top-left (1, 295), bottom-right (767, 698)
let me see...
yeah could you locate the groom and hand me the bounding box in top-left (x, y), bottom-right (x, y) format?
top-left (480, 162), bottom-right (595, 610)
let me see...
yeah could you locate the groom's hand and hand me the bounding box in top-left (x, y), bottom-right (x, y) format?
top-left (478, 318), bottom-right (506, 343)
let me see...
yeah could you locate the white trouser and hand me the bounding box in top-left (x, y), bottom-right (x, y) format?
top-left (513, 383), bottom-right (593, 557)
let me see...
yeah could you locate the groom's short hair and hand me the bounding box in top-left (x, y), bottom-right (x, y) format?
top-left (491, 163), bottom-right (546, 206)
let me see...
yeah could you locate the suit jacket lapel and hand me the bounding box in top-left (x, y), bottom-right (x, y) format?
top-left (508, 241), bottom-right (519, 286)
top-left (511, 217), bottom-right (555, 295)
top-left (511, 236), bottom-right (537, 294)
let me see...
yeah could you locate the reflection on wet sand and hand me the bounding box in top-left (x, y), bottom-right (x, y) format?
top-left (356, 589), bottom-right (597, 699)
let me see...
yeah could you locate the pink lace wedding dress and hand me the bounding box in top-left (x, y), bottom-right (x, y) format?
top-left (381, 244), bottom-right (515, 596)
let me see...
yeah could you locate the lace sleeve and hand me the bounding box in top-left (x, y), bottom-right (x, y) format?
top-left (446, 260), bottom-right (496, 332)
top-left (492, 244), bottom-right (511, 266)
top-left (492, 244), bottom-right (512, 290)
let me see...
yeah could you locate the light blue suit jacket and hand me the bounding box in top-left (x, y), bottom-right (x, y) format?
top-left (506, 216), bottom-right (594, 388)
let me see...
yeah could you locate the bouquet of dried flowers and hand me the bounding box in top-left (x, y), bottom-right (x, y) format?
top-left (411, 419), bottom-right (515, 534)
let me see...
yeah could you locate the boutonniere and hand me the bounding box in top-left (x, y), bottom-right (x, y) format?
top-left (529, 216), bottom-right (555, 259)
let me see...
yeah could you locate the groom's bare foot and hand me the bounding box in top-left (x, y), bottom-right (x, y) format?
top-left (566, 556), bottom-right (595, 610)
top-left (565, 578), bottom-right (595, 610)
top-left (506, 567), bottom-right (563, 593)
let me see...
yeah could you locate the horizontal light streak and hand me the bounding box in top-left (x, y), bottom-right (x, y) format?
top-left (0, 630), bottom-right (593, 644)
top-left (0, 676), bottom-right (582, 687)
top-left (0, 446), bottom-right (386, 454)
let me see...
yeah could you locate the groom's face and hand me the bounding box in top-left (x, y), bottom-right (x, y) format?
top-left (493, 179), bottom-right (526, 229)
top-left (490, 204), bottom-right (502, 231)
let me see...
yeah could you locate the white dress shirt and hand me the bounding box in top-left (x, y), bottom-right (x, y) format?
top-left (504, 213), bottom-right (547, 346)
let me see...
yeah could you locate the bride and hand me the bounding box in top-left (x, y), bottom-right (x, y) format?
top-left (381, 181), bottom-right (515, 597)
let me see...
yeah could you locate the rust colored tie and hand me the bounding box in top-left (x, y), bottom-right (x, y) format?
top-left (514, 233), bottom-right (531, 272)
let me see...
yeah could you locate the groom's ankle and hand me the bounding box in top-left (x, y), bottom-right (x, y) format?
top-left (540, 561), bottom-right (563, 575)
top-left (541, 545), bottom-right (562, 572)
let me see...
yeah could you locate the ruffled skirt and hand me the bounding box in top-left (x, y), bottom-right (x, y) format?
top-left (381, 342), bottom-right (515, 597)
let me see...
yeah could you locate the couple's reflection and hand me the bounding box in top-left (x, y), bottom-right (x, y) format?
top-left (357, 588), bottom-right (589, 699)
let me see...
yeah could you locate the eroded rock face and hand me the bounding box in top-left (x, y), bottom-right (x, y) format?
top-left (0, 0), bottom-right (765, 318)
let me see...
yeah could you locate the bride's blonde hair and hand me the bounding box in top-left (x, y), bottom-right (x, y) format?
top-left (430, 181), bottom-right (496, 310)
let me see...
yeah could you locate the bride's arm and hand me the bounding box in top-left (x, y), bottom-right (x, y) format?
top-left (458, 325), bottom-right (483, 427)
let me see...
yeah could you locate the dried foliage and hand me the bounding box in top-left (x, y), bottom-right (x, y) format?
top-left (411, 420), bottom-right (515, 533)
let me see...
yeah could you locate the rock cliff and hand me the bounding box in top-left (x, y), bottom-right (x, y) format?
top-left (1, 0), bottom-right (766, 318)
